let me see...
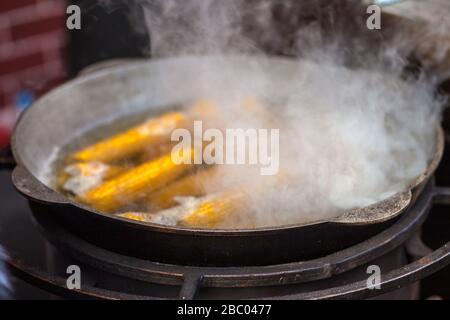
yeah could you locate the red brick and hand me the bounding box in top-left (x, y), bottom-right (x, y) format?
top-left (0, 0), bottom-right (37, 13)
top-left (0, 30), bottom-right (66, 61)
top-left (0, 91), bottom-right (5, 108)
top-left (0, 127), bottom-right (11, 148)
top-left (11, 14), bottom-right (65, 41)
top-left (0, 51), bottom-right (44, 77)
top-left (0, 26), bottom-right (11, 43)
top-left (4, 92), bottom-right (13, 107)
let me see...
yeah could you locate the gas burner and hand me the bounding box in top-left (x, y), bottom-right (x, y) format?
top-left (2, 168), bottom-right (450, 299)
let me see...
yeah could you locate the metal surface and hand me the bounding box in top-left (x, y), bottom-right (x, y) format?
top-left (30, 182), bottom-right (434, 288)
top-left (269, 242), bottom-right (450, 300)
top-left (4, 181), bottom-right (450, 299)
top-left (7, 56), bottom-right (445, 266)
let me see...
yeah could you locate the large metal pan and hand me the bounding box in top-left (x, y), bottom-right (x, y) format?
top-left (4, 56), bottom-right (444, 266)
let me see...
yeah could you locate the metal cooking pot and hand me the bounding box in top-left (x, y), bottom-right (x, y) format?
top-left (2, 56), bottom-right (445, 266)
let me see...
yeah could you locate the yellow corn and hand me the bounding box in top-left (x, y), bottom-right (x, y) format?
top-left (137, 142), bottom-right (176, 163)
top-left (179, 191), bottom-right (248, 228)
top-left (147, 167), bottom-right (217, 209)
top-left (180, 174), bottom-right (289, 228)
top-left (78, 148), bottom-right (194, 212)
top-left (118, 190), bottom-right (249, 228)
top-left (71, 112), bottom-right (188, 163)
top-left (119, 212), bottom-right (148, 222)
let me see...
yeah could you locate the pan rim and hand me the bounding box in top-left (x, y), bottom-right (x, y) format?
top-left (10, 55), bottom-right (445, 235)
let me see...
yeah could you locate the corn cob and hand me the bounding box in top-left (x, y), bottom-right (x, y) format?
top-left (118, 190), bottom-right (249, 229)
top-left (179, 191), bottom-right (247, 228)
top-left (118, 172), bottom-right (289, 228)
top-left (119, 212), bottom-right (148, 222)
top-left (71, 112), bottom-right (188, 163)
top-left (147, 167), bottom-right (218, 209)
top-left (78, 148), bottom-right (194, 212)
top-left (57, 162), bottom-right (124, 195)
top-left (137, 142), bottom-right (176, 163)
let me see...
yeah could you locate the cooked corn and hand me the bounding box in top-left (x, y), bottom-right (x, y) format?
top-left (137, 142), bottom-right (176, 163)
top-left (147, 167), bottom-right (217, 209)
top-left (78, 148), bottom-right (194, 212)
top-left (119, 212), bottom-right (148, 222)
top-left (179, 191), bottom-right (247, 228)
top-left (71, 112), bottom-right (188, 163)
top-left (119, 190), bottom-right (249, 228)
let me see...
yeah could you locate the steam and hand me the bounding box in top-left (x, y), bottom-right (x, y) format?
top-left (103, 0), bottom-right (445, 227)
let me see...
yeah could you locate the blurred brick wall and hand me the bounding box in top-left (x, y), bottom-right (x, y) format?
top-left (0, 0), bottom-right (68, 146)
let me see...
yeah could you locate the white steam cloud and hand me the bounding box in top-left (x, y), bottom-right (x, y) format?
top-left (102, 0), bottom-right (446, 227)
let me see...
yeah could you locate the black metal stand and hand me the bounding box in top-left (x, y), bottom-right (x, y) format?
top-left (4, 181), bottom-right (450, 299)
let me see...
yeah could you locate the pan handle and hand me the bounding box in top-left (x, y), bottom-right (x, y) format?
top-left (0, 145), bottom-right (15, 171)
top-left (12, 165), bottom-right (69, 205)
top-left (332, 189), bottom-right (412, 225)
